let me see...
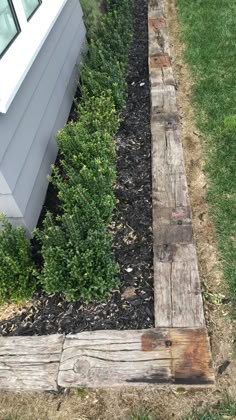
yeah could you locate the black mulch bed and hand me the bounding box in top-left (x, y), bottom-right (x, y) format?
top-left (0, 0), bottom-right (154, 336)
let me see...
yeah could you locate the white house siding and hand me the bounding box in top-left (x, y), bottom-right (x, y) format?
top-left (0, 0), bottom-right (86, 234)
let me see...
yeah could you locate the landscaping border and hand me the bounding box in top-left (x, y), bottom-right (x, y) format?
top-left (149, 1), bottom-right (205, 328)
top-left (0, 0), bottom-right (214, 390)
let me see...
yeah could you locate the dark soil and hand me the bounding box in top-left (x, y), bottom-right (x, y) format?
top-left (0, 0), bottom-right (154, 336)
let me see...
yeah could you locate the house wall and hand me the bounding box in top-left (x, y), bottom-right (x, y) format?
top-left (0, 0), bottom-right (86, 234)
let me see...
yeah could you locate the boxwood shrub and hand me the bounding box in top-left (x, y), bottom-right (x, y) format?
top-left (0, 215), bottom-right (36, 303)
top-left (35, 0), bottom-right (134, 301)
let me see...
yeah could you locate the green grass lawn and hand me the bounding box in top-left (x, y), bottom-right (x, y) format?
top-left (176, 0), bottom-right (236, 308)
top-left (184, 397), bottom-right (236, 419)
top-left (130, 397), bottom-right (236, 419)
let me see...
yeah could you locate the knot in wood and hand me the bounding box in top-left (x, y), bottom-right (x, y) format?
top-left (74, 359), bottom-right (90, 376)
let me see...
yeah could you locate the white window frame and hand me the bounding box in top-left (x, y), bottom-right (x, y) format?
top-left (0, 0), bottom-right (68, 113)
top-left (0, 1), bottom-right (21, 59)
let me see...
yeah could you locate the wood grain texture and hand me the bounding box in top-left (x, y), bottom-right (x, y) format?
top-left (154, 206), bottom-right (191, 227)
top-left (150, 67), bottom-right (175, 87)
top-left (149, 28), bottom-right (170, 57)
top-left (154, 225), bottom-right (193, 245)
top-left (152, 126), bottom-right (185, 177)
top-left (148, 0), bottom-right (166, 19)
top-left (151, 86), bottom-right (177, 113)
top-left (149, 0), bottom-right (206, 330)
top-left (58, 328), bottom-right (214, 387)
top-left (154, 243), bottom-right (204, 327)
top-left (0, 327), bottom-right (213, 390)
top-left (58, 329), bottom-right (172, 387)
top-left (153, 261), bottom-right (172, 327)
top-left (170, 328), bottom-right (214, 385)
top-left (150, 68), bottom-right (163, 87)
top-left (171, 259), bottom-right (204, 327)
top-left (154, 243), bottom-right (205, 328)
top-left (163, 66), bottom-right (175, 85)
top-left (0, 335), bottom-right (64, 391)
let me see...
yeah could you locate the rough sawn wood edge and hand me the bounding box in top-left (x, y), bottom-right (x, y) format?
top-left (57, 328), bottom-right (214, 388)
top-left (148, 0), bottom-right (206, 328)
top-left (0, 327), bottom-right (215, 391)
top-left (0, 334), bottom-right (65, 391)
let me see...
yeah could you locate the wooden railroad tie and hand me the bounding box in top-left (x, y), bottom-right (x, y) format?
top-left (58, 328), bottom-right (214, 387)
top-left (0, 329), bottom-right (214, 390)
top-left (148, 0), bottom-right (214, 383)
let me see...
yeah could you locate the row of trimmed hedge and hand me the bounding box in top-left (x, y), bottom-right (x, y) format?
top-left (0, 0), bottom-right (133, 303)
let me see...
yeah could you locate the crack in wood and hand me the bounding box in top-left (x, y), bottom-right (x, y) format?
top-left (61, 355), bottom-right (172, 366)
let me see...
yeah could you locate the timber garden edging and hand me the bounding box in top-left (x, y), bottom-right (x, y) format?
top-left (0, 0), bottom-right (214, 391)
top-left (0, 328), bottom-right (213, 391)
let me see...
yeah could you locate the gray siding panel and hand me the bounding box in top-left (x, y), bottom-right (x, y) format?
top-left (15, 17), bottom-right (85, 214)
top-left (1, 1), bottom-right (81, 192)
top-left (0, 0), bottom-right (76, 163)
top-left (0, 0), bottom-right (86, 233)
top-left (23, 64), bottom-right (80, 233)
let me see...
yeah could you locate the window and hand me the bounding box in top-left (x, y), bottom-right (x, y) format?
top-left (0, 0), bottom-right (69, 113)
top-left (0, 0), bottom-right (20, 58)
top-left (21, 0), bottom-right (42, 21)
top-left (0, 0), bottom-right (43, 60)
